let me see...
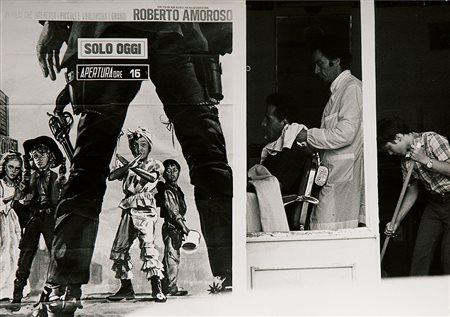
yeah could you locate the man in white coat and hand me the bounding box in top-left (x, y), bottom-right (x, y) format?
top-left (296, 35), bottom-right (364, 230)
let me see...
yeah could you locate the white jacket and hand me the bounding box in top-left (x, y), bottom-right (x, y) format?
top-left (307, 70), bottom-right (365, 230)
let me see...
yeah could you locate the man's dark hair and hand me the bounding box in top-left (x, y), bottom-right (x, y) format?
top-left (163, 158), bottom-right (181, 171)
top-left (377, 117), bottom-right (411, 148)
top-left (265, 93), bottom-right (295, 122)
top-left (311, 34), bottom-right (351, 70)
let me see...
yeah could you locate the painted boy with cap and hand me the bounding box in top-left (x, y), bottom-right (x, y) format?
top-left (11, 136), bottom-right (65, 304)
top-left (107, 127), bottom-right (166, 302)
top-left (157, 159), bottom-right (190, 296)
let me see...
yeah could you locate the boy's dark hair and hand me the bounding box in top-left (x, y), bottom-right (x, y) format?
top-left (311, 34), bottom-right (351, 70)
top-left (377, 117), bottom-right (411, 149)
top-left (163, 159), bottom-right (181, 171)
top-left (265, 93), bottom-right (295, 122)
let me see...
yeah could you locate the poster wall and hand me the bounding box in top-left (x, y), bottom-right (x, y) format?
top-left (0, 0), bottom-right (246, 315)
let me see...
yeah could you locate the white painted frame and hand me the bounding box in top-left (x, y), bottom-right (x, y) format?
top-left (246, 0), bottom-right (380, 288)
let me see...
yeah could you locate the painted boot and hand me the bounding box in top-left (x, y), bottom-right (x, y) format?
top-left (107, 279), bottom-right (135, 301)
top-left (150, 276), bottom-right (167, 303)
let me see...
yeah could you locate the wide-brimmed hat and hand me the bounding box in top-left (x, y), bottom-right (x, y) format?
top-left (23, 135), bottom-right (64, 167)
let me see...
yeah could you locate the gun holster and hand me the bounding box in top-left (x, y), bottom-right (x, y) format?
top-left (192, 54), bottom-right (223, 102)
top-left (51, 73), bottom-right (78, 161)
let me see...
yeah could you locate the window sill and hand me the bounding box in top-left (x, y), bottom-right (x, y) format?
top-left (247, 227), bottom-right (377, 243)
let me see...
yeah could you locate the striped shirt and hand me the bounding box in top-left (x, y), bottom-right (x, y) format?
top-left (402, 132), bottom-right (450, 194)
top-left (119, 157), bottom-right (164, 210)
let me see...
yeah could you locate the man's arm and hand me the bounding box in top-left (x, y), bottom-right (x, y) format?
top-left (385, 182), bottom-right (419, 236)
top-left (302, 84), bottom-right (362, 150)
top-left (427, 159), bottom-right (450, 177)
top-left (409, 137), bottom-right (450, 177)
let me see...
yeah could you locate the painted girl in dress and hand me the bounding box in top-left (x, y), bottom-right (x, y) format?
top-left (0, 152), bottom-right (23, 300)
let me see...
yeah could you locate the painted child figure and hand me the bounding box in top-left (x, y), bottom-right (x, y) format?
top-left (107, 127), bottom-right (166, 302)
top-left (11, 136), bottom-right (65, 304)
top-left (158, 159), bottom-right (190, 296)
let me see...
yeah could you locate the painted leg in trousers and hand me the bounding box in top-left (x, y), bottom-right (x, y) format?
top-left (14, 216), bottom-right (41, 301)
top-left (162, 222), bottom-right (181, 293)
top-left (108, 210), bottom-right (137, 301)
top-left (110, 210), bottom-right (137, 281)
top-left (149, 41), bottom-right (233, 283)
top-left (164, 105), bottom-right (233, 282)
top-left (14, 212), bottom-right (54, 301)
top-left (131, 209), bottom-right (164, 281)
top-left (132, 208), bottom-right (166, 302)
top-left (46, 80), bottom-right (141, 289)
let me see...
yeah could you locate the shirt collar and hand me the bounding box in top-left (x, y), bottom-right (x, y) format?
top-left (411, 132), bottom-right (422, 143)
top-left (330, 70), bottom-right (351, 93)
top-left (36, 169), bottom-right (51, 178)
top-left (167, 182), bottom-right (179, 189)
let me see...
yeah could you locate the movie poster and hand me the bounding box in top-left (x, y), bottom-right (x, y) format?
top-left (0, 0), bottom-right (245, 315)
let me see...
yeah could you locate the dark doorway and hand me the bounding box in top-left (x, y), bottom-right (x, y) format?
top-left (247, 1), bottom-right (361, 167)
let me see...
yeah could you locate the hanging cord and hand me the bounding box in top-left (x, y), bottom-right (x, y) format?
top-left (159, 101), bottom-right (215, 148)
top-left (160, 115), bottom-right (175, 148)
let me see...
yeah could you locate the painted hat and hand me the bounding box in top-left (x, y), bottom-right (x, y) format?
top-left (163, 159), bottom-right (181, 171)
top-left (127, 127), bottom-right (153, 156)
top-left (23, 135), bottom-right (64, 167)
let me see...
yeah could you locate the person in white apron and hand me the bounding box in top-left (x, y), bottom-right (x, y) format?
top-left (296, 36), bottom-right (364, 230)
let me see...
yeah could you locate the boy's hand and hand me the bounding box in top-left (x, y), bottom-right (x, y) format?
top-left (177, 218), bottom-right (190, 236)
top-left (409, 143), bottom-right (428, 165)
top-left (384, 221), bottom-right (399, 237)
top-left (182, 225), bottom-right (190, 236)
top-left (128, 154), bottom-right (143, 169)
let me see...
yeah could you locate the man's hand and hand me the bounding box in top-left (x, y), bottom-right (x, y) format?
top-left (296, 129), bottom-right (308, 143)
top-left (37, 21), bottom-right (68, 80)
top-left (384, 221), bottom-right (399, 237)
top-left (408, 143), bottom-right (428, 165)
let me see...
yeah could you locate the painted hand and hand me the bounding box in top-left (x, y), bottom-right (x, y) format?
top-left (36, 21), bottom-right (68, 80)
